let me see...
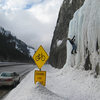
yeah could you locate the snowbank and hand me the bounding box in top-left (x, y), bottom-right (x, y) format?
top-left (4, 65), bottom-right (66, 100)
top-left (65, 0), bottom-right (100, 73)
top-left (4, 64), bottom-right (100, 100)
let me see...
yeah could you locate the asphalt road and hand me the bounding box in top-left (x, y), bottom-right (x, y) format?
top-left (0, 63), bottom-right (37, 99)
top-left (0, 63), bottom-right (35, 74)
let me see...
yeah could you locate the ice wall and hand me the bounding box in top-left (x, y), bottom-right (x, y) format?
top-left (65, 0), bottom-right (100, 72)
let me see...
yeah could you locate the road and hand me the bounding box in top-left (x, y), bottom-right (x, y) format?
top-left (0, 63), bottom-right (35, 74)
top-left (0, 63), bottom-right (36, 99)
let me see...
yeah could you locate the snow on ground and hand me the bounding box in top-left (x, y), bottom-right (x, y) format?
top-left (4, 64), bottom-right (100, 100)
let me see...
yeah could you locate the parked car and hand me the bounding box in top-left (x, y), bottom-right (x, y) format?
top-left (0, 72), bottom-right (20, 87)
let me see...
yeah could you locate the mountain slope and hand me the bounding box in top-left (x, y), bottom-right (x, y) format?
top-left (0, 27), bottom-right (34, 63)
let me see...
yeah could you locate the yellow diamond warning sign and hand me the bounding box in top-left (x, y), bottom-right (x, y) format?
top-left (34, 70), bottom-right (46, 86)
top-left (33, 45), bottom-right (49, 69)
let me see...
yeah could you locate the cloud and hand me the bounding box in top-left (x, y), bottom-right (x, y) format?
top-left (24, 0), bottom-right (45, 9)
top-left (0, 0), bottom-right (45, 11)
top-left (0, 0), bottom-right (63, 53)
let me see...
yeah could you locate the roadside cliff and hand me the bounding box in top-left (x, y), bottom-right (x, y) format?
top-left (64, 0), bottom-right (100, 77)
top-left (49, 0), bottom-right (85, 68)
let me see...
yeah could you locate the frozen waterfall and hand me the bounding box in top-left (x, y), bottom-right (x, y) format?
top-left (65, 0), bottom-right (100, 73)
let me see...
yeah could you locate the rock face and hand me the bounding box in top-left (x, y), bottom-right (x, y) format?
top-left (49, 0), bottom-right (85, 68)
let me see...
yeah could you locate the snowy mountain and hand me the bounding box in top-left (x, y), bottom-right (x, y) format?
top-left (65, 0), bottom-right (100, 76)
top-left (0, 26), bottom-right (35, 62)
top-left (27, 46), bottom-right (35, 57)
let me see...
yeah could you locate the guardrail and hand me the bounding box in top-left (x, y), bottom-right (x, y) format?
top-left (0, 62), bottom-right (32, 67)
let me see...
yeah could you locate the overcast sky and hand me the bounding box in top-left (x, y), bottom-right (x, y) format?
top-left (0, 0), bottom-right (63, 53)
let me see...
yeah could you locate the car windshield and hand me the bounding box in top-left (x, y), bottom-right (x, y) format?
top-left (1, 73), bottom-right (13, 77)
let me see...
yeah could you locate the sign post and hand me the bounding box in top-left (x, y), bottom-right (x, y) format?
top-left (33, 45), bottom-right (49, 86)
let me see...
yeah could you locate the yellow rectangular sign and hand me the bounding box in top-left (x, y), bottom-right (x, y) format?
top-left (34, 70), bottom-right (46, 86)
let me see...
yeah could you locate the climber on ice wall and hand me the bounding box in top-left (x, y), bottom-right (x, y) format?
top-left (67, 35), bottom-right (77, 54)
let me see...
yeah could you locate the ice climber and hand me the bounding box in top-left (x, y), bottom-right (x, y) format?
top-left (67, 35), bottom-right (77, 54)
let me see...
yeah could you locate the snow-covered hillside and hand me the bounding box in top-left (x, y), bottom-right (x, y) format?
top-left (66, 0), bottom-right (100, 75)
top-left (0, 26), bottom-right (34, 62)
top-left (28, 47), bottom-right (35, 57)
